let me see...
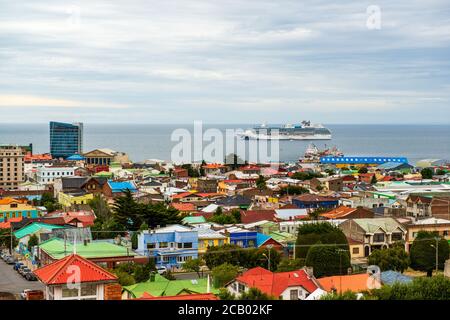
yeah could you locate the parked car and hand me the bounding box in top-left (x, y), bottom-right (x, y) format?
top-left (24, 272), bottom-right (37, 281)
top-left (13, 262), bottom-right (24, 271)
top-left (156, 266), bottom-right (167, 275)
top-left (5, 257), bottom-right (16, 264)
top-left (19, 267), bottom-right (31, 277)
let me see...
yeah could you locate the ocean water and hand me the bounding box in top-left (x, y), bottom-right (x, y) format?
top-left (0, 124), bottom-right (449, 165)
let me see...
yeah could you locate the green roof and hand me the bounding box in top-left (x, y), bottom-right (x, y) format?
top-left (95, 171), bottom-right (113, 177)
top-left (38, 238), bottom-right (136, 260)
top-left (182, 216), bottom-right (206, 224)
top-left (269, 231), bottom-right (296, 243)
top-left (123, 274), bottom-right (219, 298)
top-left (14, 223), bottom-right (65, 239)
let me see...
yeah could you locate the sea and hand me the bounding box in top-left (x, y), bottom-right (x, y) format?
top-left (0, 124), bottom-right (449, 165)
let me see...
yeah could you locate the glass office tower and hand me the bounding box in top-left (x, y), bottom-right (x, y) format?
top-left (49, 122), bottom-right (83, 158)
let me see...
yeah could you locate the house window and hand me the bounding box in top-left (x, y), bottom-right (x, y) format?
top-left (248, 240), bottom-right (256, 247)
top-left (208, 240), bottom-right (214, 247)
top-left (290, 290), bottom-right (299, 300)
top-left (373, 233), bottom-right (385, 242)
top-left (238, 283), bottom-right (246, 293)
top-left (147, 243), bottom-right (156, 249)
top-left (159, 242), bottom-right (169, 248)
top-left (218, 240), bottom-right (224, 246)
top-left (352, 247), bottom-right (360, 255)
top-left (391, 233), bottom-right (403, 241)
top-left (183, 242), bottom-right (193, 249)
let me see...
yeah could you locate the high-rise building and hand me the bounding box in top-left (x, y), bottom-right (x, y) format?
top-left (49, 122), bottom-right (83, 158)
top-left (0, 145), bottom-right (25, 189)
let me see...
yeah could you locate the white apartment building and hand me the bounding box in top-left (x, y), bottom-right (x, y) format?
top-left (36, 165), bottom-right (77, 184)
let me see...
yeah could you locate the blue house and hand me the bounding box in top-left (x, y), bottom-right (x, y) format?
top-left (137, 225), bottom-right (198, 270)
top-left (105, 180), bottom-right (138, 197)
top-left (292, 194), bottom-right (339, 209)
top-left (229, 231), bottom-right (257, 248)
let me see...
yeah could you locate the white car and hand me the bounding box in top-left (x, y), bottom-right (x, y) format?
top-left (156, 266), bottom-right (167, 275)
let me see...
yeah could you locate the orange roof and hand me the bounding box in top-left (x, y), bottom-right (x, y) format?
top-left (234, 267), bottom-right (319, 297)
top-left (0, 197), bottom-right (27, 205)
top-left (321, 206), bottom-right (356, 219)
top-left (202, 163), bottom-right (226, 169)
top-left (24, 154), bottom-right (53, 162)
top-left (171, 203), bottom-right (196, 211)
top-left (34, 254), bottom-right (118, 285)
top-left (136, 292), bottom-right (219, 300)
top-left (0, 217), bottom-right (23, 229)
top-left (172, 192), bottom-right (197, 199)
top-left (318, 273), bottom-right (371, 293)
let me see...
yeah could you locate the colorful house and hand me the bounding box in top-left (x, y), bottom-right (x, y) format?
top-left (34, 254), bottom-right (119, 300)
top-left (229, 231), bottom-right (257, 248)
top-left (0, 198), bottom-right (41, 222)
top-left (137, 225), bottom-right (198, 270)
top-left (58, 191), bottom-right (94, 208)
top-left (14, 222), bottom-right (66, 247)
top-left (292, 194), bottom-right (339, 209)
top-left (194, 227), bottom-right (229, 254)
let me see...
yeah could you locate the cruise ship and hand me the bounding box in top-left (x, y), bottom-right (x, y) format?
top-left (238, 121), bottom-right (332, 140)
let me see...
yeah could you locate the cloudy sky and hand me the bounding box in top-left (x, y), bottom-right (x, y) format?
top-left (1, 0), bottom-right (449, 124)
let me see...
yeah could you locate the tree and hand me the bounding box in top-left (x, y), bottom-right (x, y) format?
top-left (211, 263), bottom-right (240, 288)
top-left (436, 169), bottom-right (446, 176)
top-left (112, 190), bottom-right (141, 230)
top-left (40, 192), bottom-right (62, 213)
top-left (370, 175), bottom-right (378, 184)
top-left (225, 153), bottom-right (244, 170)
top-left (410, 231), bottom-right (449, 277)
top-left (27, 234), bottom-right (39, 251)
top-left (279, 185), bottom-right (309, 196)
top-left (324, 169), bottom-right (336, 176)
top-left (204, 244), bottom-right (242, 269)
top-left (369, 275), bottom-right (450, 300)
top-left (239, 287), bottom-right (275, 300)
top-left (420, 168), bottom-right (433, 179)
top-left (321, 290), bottom-right (359, 300)
top-left (368, 243), bottom-right (410, 272)
top-left (88, 195), bottom-right (111, 221)
top-left (305, 244), bottom-right (351, 278)
top-left (114, 271), bottom-right (136, 286)
top-left (295, 222), bottom-right (349, 259)
top-left (218, 288), bottom-right (236, 300)
top-left (214, 206), bottom-right (223, 217)
top-left (231, 209), bottom-right (241, 223)
top-left (307, 207), bottom-right (329, 220)
top-left (200, 160), bottom-right (207, 176)
top-left (256, 175), bottom-right (267, 190)
top-left (183, 258), bottom-right (203, 278)
top-left (291, 171), bottom-right (323, 181)
top-left (358, 167), bottom-right (368, 174)
top-left (276, 258), bottom-right (305, 272)
top-left (0, 228), bottom-right (19, 253)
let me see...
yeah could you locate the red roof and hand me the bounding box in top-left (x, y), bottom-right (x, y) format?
top-left (202, 164), bottom-right (226, 169)
top-left (321, 206), bottom-right (356, 219)
top-left (0, 217), bottom-right (23, 229)
top-left (34, 254), bottom-right (118, 285)
top-left (318, 274), bottom-right (371, 293)
top-left (240, 210), bottom-right (277, 224)
top-left (172, 192), bottom-right (195, 199)
top-left (136, 292), bottom-right (219, 300)
top-left (234, 267), bottom-right (318, 297)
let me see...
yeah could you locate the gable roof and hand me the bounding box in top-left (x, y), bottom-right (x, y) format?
top-left (13, 222), bottom-right (65, 239)
top-left (171, 203), bottom-right (196, 211)
top-left (318, 273), bottom-right (372, 293)
top-left (233, 267), bottom-right (319, 297)
top-left (240, 210), bottom-right (277, 224)
top-left (34, 254), bottom-right (117, 285)
top-left (351, 217), bottom-right (405, 234)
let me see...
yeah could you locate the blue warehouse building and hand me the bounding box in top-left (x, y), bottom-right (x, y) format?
top-left (320, 156), bottom-right (408, 165)
top-left (137, 225), bottom-right (198, 270)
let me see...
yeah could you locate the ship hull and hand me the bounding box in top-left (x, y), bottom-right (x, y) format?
top-left (238, 132), bottom-right (332, 140)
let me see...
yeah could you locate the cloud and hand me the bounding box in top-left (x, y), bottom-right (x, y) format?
top-left (0, 95), bottom-right (127, 109)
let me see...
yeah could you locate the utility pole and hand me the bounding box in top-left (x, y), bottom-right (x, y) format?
top-left (435, 237), bottom-right (439, 274)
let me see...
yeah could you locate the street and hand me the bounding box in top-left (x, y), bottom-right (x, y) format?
top-left (0, 259), bottom-right (44, 296)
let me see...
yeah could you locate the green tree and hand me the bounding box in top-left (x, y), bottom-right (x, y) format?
top-left (231, 209), bottom-right (241, 223)
top-left (358, 167), bottom-right (368, 174)
top-left (239, 287), bottom-right (275, 300)
top-left (214, 206), bottom-right (223, 217)
top-left (27, 234), bottom-right (39, 251)
top-left (321, 290), bottom-right (359, 300)
top-left (225, 153), bottom-right (244, 170)
top-left (40, 192), bottom-right (62, 212)
top-left (436, 169), bottom-right (446, 176)
top-left (256, 175), bottom-right (267, 190)
top-left (279, 185), bottom-right (309, 196)
top-left (368, 243), bottom-right (410, 272)
top-left (291, 172), bottom-right (323, 181)
top-left (88, 195), bottom-right (111, 221)
top-left (200, 160), bottom-right (207, 176)
top-left (276, 258), bottom-right (305, 272)
top-left (420, 168), bottom-right (433, 179)
top-left (295, 222), bottom-right (349, 259)
top-left (305, 244), bottom-right (351, 278)
top-left (218, 288), bottom-right (235, 300)
top-left (204, 244), bottom-right (242, 269)
top-left (211, 263), bottom-right (240, 288)
top-left (410, 231), bottom-right (449, 277)
top-left (112, 190), bottom-right (141, 230)
top-left (0, 228), bottom-right (19, 253)
top-left (114, 270), bottom-right (136, 286)
top-left (370, 175), bottom-right (378, 184)
top-left (183, 258), bottom-right (203, 278)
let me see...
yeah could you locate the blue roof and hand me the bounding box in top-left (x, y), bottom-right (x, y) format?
top-left (320, 156), bottom-right (408, 165)
top-left (108, 180), bottom-right (137, 193)
top-left (381, 271), bottom-right (413, 285)
top-left (377, 162), bottom-right (412, 170)
top-left (66, 154), bottom-right (85, 161)
top-left (256, 233), bottom-right (271, 247)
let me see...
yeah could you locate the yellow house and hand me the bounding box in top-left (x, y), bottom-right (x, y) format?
top-left (196, 228), bottom-right (229, 255)
top-left (58, 192), bottom-right (94, 208)
top-left (0, 200), bottom-right (41, 221)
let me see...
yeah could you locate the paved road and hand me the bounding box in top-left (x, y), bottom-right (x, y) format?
top-left (0, 259), bottom-right (44, 295)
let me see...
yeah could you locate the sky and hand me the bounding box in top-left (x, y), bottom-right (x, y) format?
top-left (0, 0), bottom-right (450, 124)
